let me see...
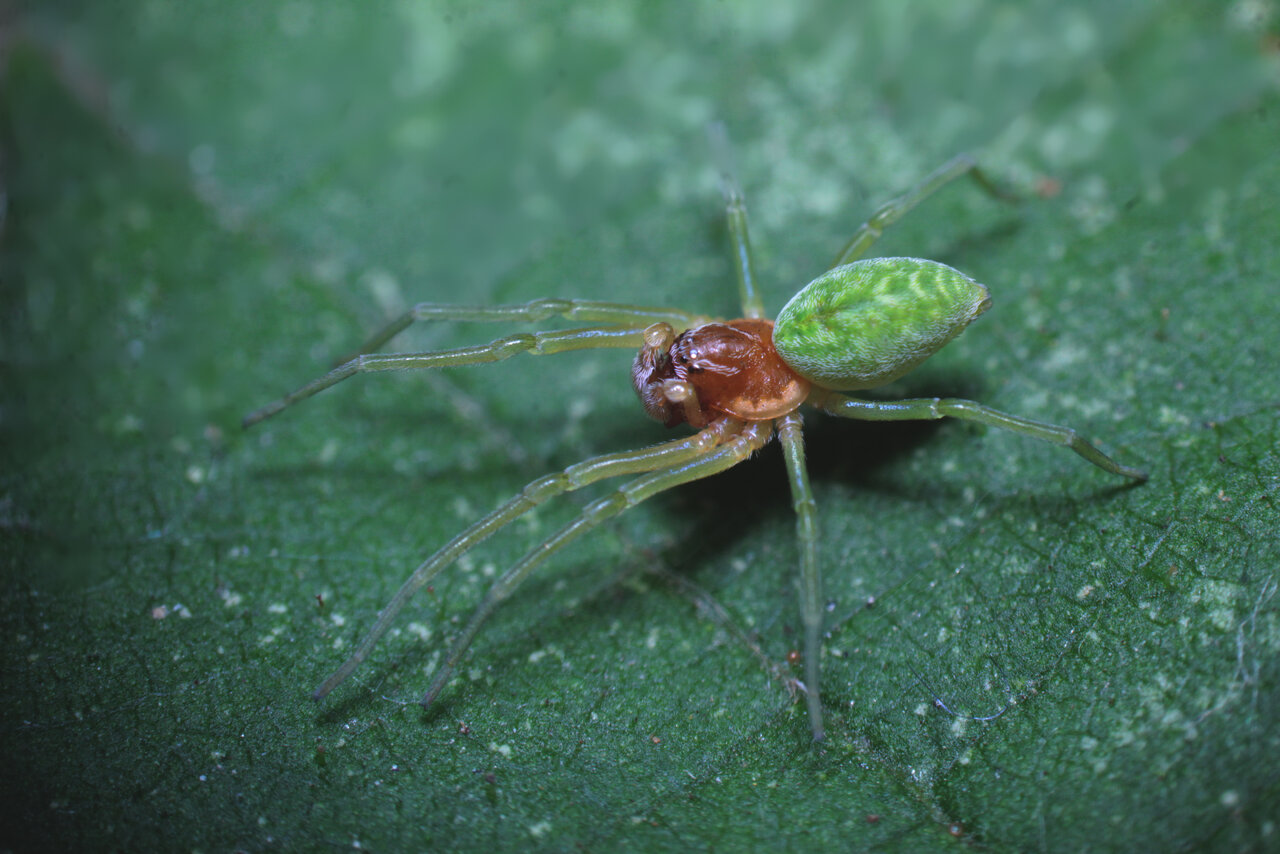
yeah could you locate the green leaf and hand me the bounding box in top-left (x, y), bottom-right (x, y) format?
top-left (3, 1), bottom-right (1277, 850)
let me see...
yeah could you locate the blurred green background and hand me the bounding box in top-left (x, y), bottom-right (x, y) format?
top-left (3, 1), bottom-right (1278, 850)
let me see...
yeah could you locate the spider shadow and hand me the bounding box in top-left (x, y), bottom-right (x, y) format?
top-left (307, 398), bottom-right (950, 723)
top-left (624, 371), bottom-right (990, 591)
top-left (614, 357), bottom-right (1139, 601)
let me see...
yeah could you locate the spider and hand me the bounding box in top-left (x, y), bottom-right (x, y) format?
top-left (244, 129), bottom-right (1147, 741)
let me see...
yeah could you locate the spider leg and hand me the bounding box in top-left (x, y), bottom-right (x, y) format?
top-left (777, 413), bottom-right (825, 741)
top-left (312, 418), bottom-right (749, 701)
top-left (352, 298), bottom-right (710, 359)
top-left (418, 419), bottom-right (774, 709)
top-left (708, 122), bottom-right (766, 320)
top-left (831, 155), bottom-right (1013, 268)
top-left (244, 324), bottom-right (650, 427)
top-left (809, 391), bottom-right (1148, 481)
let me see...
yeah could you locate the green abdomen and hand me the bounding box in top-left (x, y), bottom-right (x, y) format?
top-left (772, 257), bottom-right (991, 391)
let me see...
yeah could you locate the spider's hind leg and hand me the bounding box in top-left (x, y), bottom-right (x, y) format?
top-left (830, 155), bottom-right (1014, 268)
top-left (810, 391), bottom-right (1148, 481)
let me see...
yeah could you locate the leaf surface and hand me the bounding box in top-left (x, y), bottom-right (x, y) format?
top-left (3, 2), bottom-right (1277, 850)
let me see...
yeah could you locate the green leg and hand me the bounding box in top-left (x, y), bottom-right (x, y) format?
top-left (709, 122), bottom-right (766, 320)
top-left (777, 413), bottom-right (825, 741)
top-left (243, 324), bottom-right (650, 427)
top-left (809, 391), bottom-right (1148, 481)
top-left (355, 298), bottom-right (710, 357)
top-left (312, 417), bottom-right (748, 701)
top-left (419, 420), bottom-right (774, 708)
top-left (831, 154), bottom-right (1013, 268)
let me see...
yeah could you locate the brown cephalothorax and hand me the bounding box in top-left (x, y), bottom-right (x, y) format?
top-left (632, 319), bottom-right (810, 429)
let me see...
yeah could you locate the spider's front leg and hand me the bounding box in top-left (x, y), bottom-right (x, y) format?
top-left (418, 419), bottom-right (774, 709)
top-left (350, 299), bottom-right (708, 359)
top-left (312, 418), bottom-right (748, 702)
top-left (245, 324), bottom-right (649, 428)
top-left (243, 299), bottom-right (712, 428)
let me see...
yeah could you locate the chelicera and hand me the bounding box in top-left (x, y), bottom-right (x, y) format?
top-left (244, 130), bottom-right (1147, 741)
